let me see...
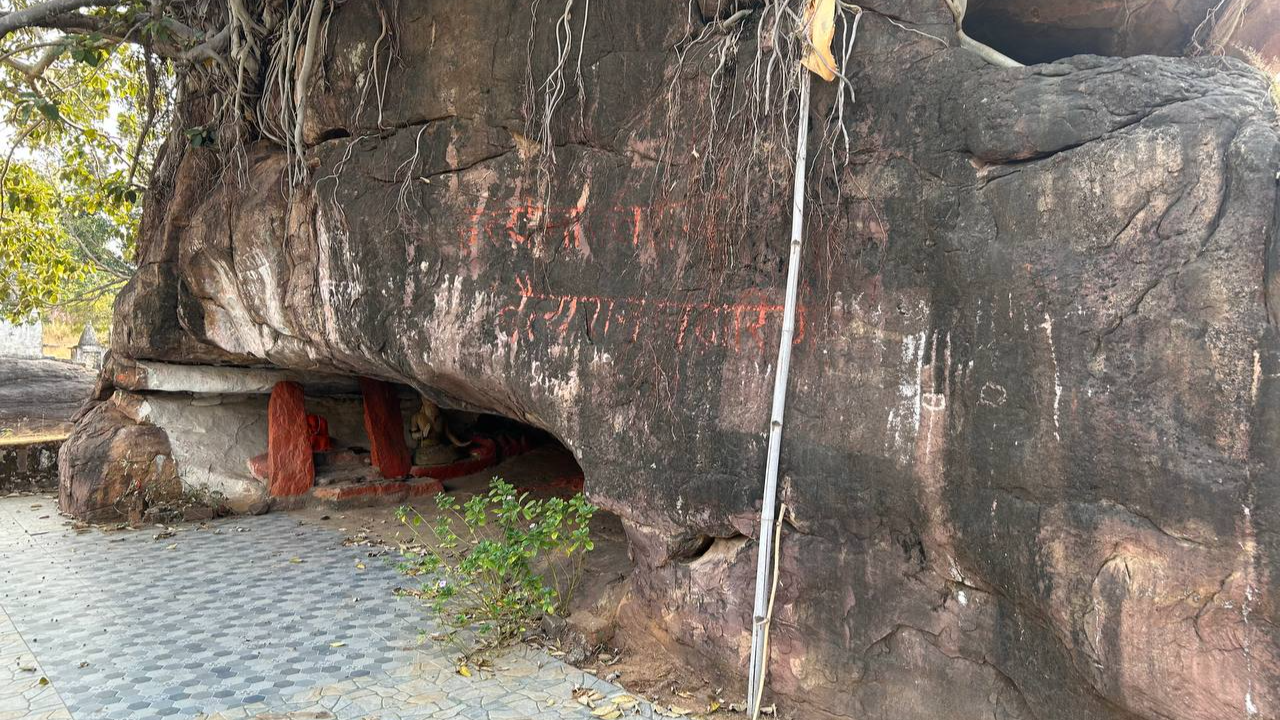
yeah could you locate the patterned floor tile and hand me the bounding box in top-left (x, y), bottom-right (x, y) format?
top-left (0, 495), bottom-right (647, 719)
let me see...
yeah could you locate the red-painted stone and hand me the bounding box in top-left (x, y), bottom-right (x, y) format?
top-left (358, 377), bottom-right (412, 479)
top-left (549, 473), bottom-right (586, 492)
top-left (306, 414), bottom-right (333, 452)
top-left (406, 479), bottom-right (445, 497)
top-left (496, 433), bottom-right (536, 459)
top-left (268, 381), bottom-right (314, 497)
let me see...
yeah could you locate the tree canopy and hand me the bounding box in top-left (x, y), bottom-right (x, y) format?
top-left (0, 0), bottom-right (174, 321)
top-left (0, 0), bottom-right (340, 321)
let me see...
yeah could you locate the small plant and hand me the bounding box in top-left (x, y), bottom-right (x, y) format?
top-left (1239, 46), bottom-right (1280, 116)
top-left (396, 478), bottom-right (597, 653)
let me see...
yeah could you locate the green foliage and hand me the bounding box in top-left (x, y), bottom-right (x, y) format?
top-left (0, 10), bottom-right (172, 320)
top-left (396, 479), bottom-right (597, 653)
top-left (184, 125), bottom-right (214, 148)
top-left (0, 166), bottom-right (77, 314)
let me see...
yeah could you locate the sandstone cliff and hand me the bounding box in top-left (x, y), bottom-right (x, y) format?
top-left (61, 1), bottom-right (1280, 717)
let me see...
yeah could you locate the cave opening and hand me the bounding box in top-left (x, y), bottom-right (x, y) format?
top-left (352, 384), bottom-right (635, 661)
top-left (253, 376), bottom-right (634, 602)
top-left (962, 3), bottom-right (1109, 65)
top-left (252, 376), bottom-right (598, 507)
top-left (960, 0), bottom-right (1193, 65)
top-left (144, 367), bottom-right (617, 526)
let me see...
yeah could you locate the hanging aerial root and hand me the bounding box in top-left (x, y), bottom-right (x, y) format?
top-left (531, 0), bottom-right (590, 164)
top-left (292, 0), bottom-right (327, 172)
top-left (943, 0), bottom-right (1022, 68)
top-left (645, 0), bottom-right (868, 297)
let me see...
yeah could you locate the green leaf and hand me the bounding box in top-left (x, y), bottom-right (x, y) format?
top-left (392, 477), bottom-right (597, 652)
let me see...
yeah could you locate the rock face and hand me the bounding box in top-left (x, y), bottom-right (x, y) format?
top-left (61, 0), bottom-right (1279, 718)
top-left (58, 398), bottom-right (180, 523)
top-left (0, 358), bottom-right (95, 435)
top-left (139, 391), bottom-right (271, 513)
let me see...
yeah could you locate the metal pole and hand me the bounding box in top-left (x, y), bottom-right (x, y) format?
top-left (746, 70), bottom-right (811, 717)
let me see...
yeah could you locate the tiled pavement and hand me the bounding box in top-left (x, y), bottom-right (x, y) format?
top-left (0, 495), bottom-right (649, 719)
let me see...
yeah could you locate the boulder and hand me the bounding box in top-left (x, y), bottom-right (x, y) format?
top-left (59, 0), bottom-right (1280, 717)
top-left (0, 358), bottom-right (95, 435)
top-left (58, 400), bottom-right (181, 523)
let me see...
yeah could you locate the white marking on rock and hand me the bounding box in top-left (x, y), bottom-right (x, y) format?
top-left (1040, 312), bottom-right (1062, 442)
top-left (1241, 495), bottom-right (1260, 718)
top-left (979, 382), bottom-right (1007, 407)
top-left (886, 329), bottom-right (928, 462)
top-left (1251, 350), bottom-right (1262, 405)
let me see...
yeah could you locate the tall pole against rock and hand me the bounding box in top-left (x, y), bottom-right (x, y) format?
top-left (746, 68), bottom-right (812, 718)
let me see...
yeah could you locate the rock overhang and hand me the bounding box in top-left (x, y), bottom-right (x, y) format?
top-left (57, 1), bottom-right (1280, 718)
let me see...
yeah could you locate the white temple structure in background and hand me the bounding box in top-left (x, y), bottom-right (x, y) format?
top-left (0, 318), bottom-right (43, 358)
top-left (70, 323), bottom-right (104, 370)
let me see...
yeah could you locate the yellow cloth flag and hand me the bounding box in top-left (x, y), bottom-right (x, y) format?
top-left (800, 0), bottom-right (839, 81)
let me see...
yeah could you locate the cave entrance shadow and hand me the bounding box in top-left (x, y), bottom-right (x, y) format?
top-left (434, 411), bottom-right (585, 496)
top-left (262, 378), bottom-right (637, 665)
top-left (961, 0), bottom-right (1159, 64)
top-left (398, 405), bottom-right (636, 667)
top-left (253, 377), bottom-right (594, 506)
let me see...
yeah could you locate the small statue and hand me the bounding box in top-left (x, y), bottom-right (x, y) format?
top-left (409, 396), bottom-right (468, 466)
top-left (307, 414), bottom-right (333, 452)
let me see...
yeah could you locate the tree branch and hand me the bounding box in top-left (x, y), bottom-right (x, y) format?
top-left (3, 10), bottom-right (196, 59)
top-left (57, 276), bottom-right (129, 307)
top-left (0, 40), bottom-right (64, 64)
top-left (1, 55), bottom-right (35, 75)
top-left (0, 0), bottom-right (120, 41)
top-left (67, 226), bottom-right (134, 279)
top-left (125, 49), bottom-right (157, 188)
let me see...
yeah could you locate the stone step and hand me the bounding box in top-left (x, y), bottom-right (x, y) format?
top-left (310, 476), bottom-right (444, 507)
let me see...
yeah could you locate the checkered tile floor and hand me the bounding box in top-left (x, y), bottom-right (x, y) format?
top-left (0, 495), bottom-right (644, 719)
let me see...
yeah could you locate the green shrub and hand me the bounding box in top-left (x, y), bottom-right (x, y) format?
top-left (396, 478), bottom-right (596, 653)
